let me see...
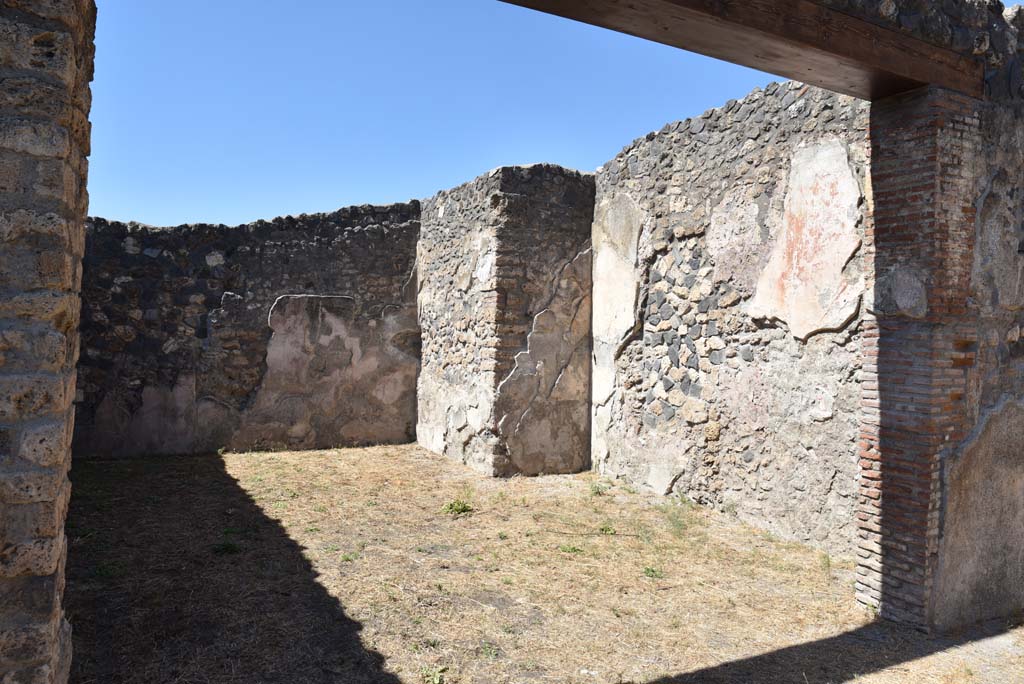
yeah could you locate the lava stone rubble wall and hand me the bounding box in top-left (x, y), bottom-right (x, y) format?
top-left (73, 204), bottom-right (421, 457)
top-left (417, 165), bottom-right (594, 476)
top-left (819, 0), bottom-right (1024, 99)
top-left (592, 82), bottom-right (872, 554)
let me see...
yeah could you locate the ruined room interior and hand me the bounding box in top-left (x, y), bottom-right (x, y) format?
top-left (2, 1), bottom-right (1024, 682)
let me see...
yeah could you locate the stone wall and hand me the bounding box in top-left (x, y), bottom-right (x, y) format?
top-left (592, 82), bottom-right (871, 554)
top-left (0, 0), bottom-right (96, 681)
top-left (417, 165), bottom-right (594, 476)
top-left (817, 0), bottom-right (1022, 100)
top-left (73, 204), bottom-right (420, 457)
top-left (926, 96), bottom-right (1024, 629)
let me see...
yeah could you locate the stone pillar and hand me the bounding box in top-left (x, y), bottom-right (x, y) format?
top-left (857, 86), bottom-right (983, 630)
top-left (0, 1), bottom-right (96, 681)
top-left (417, 165), bottom-right (594, 476)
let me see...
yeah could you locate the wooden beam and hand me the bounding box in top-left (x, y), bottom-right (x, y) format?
top-left (501, 0), bottom-right (984, 101)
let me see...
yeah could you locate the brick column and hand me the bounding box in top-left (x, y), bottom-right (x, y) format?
top-left (856, 86), bottom-right (981, 630)
top-left (0, 1), bottom-right (96, 681)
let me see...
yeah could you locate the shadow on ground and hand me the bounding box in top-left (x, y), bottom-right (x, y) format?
top-left (66, 450), bottom-right (1022, 684)
top-left (644, 619), bottom-right (1019, 684)
top-left (66, 454), bottom-right (400, 684)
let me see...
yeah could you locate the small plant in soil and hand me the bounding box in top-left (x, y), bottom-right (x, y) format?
top-left (442, 499), bottom-right (473, 515)
top-left (420, 665), bottom-right (448, 684)
top-left (819, 551), bottom-right (832, 580)
top-left (661, 505), bottom-right (688, 538)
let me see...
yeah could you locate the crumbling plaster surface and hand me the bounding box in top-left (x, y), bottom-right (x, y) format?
top-left (591, 193), bottom-right (644, 467)
top-left (746, 141), bottom-right (864, 340)
top-left (494, 249), bottom-right (592, 475)
top-left (934, 400), bottom-right (1024, 630)
top-left (227, 294), bottom-right (418, 450)
top-left (417, 165), bottom-right (594, 476)
top-left (930, 99), bottom-right (1024, 627)
top-left (592, 83), bottom-right (871, 554)
top-left (493, 182), bottom-right (593, 476)
top-left (416, 175), bottom-right (504, 471)
top-left (74, 204), bottom-right (420, 457)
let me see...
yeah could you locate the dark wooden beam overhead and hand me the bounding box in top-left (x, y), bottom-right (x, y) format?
top-left (500, 0), bottom-right (984, 101)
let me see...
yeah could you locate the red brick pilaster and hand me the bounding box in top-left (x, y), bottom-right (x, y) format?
top-left (857, 87), bottom-right (981, 630)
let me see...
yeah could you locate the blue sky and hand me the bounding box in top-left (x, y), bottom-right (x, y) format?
top-left (88, 0), bottom-right (773, 226)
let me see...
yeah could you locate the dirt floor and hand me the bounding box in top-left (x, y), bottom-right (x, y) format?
top-left (66, 445), bottom-right (1023, 684)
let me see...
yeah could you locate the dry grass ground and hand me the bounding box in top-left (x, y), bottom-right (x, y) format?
top-left (66, 445), bottom-right (1023, 684)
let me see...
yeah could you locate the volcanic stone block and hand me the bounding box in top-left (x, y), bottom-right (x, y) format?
top-left (417, 165), bottom-right (594, 476)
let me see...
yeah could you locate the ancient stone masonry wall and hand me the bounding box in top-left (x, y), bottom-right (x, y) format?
top-left (592, 82), bottom-right (871, 554)
top-left (416, 175), bottom-right (501, 471)
top-left (0, 1), bottom-right (96, 681)
top-left (848, 84), bottom-right (1024, 630)
top-left (818, 0), bottom-right (1024, 100)
top-left (417, 165), bottom-right (594, 476)
top-left (73, 204), bottom-right (420, 457)
top-left (924, 95), bottom-right (1024, 629)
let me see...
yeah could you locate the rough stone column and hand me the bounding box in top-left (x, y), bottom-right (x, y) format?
top-left (857, 86), bottom-right (983, 631)
top-left (417, 165), bottom-right (594, 476)
top-left (0, 1), bottom-right (96, 681)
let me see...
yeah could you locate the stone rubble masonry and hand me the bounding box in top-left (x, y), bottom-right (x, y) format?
top-left (0, 0), bottom-right (96, 682)
top-left (3, 3), bottom-right (1024, 664)
top-left (417, 165), bottom-right (594, 476)
top-left (592, 76), bottom-right (1024, 631)
top-left (74, 204), bottom-right (421, 457)
top-left (592, 82), bottom-right (871, 556)
top-left (818, 0), bottom-right (1023, 99)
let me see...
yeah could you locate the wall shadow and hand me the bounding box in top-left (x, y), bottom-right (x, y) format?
top-left (645, 618), bottom-right (1016, 683)
top-left (65, 454), bottom-right (401, 684)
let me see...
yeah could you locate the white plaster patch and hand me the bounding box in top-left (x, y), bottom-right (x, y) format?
top-left (591, 193), bottom-right (644, 474)
top-left (473, 250), bottom-right (495, 285)
top-left (747, 140), bottom-right (863, 340)
top-left (591, 192), bottom-right (643, 403)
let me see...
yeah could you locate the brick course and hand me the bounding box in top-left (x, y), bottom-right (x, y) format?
top-left (857, 86), bottom-right (983, 628)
